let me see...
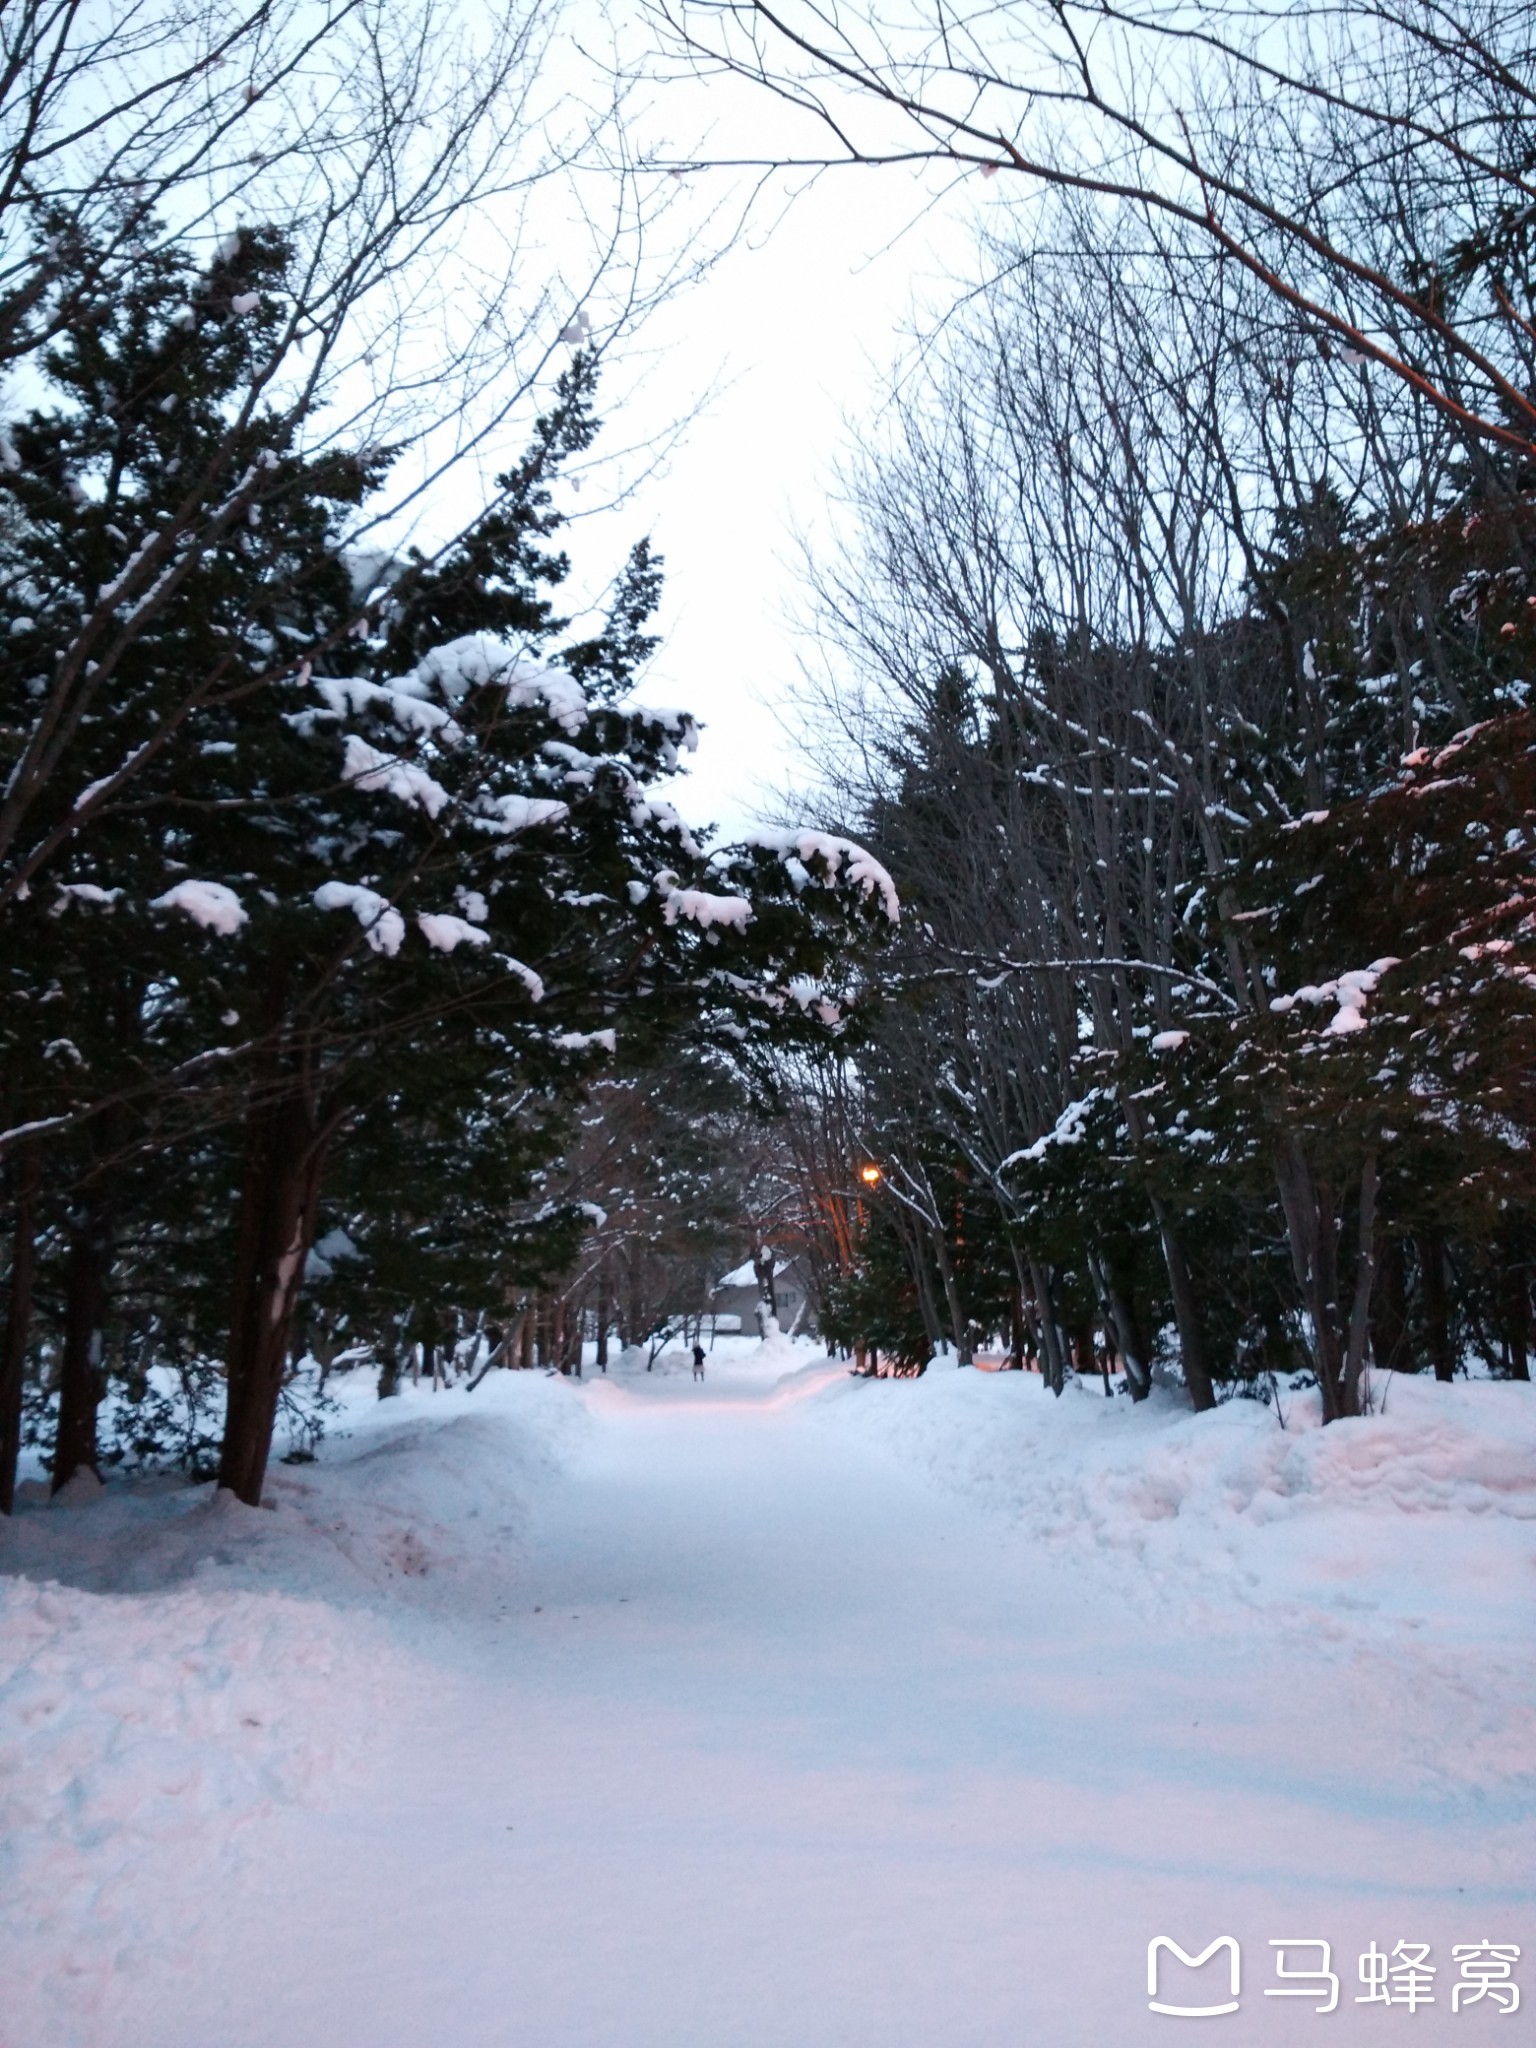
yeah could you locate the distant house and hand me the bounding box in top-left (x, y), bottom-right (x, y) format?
top-left (709, 1255), bottom-right (817, 1338)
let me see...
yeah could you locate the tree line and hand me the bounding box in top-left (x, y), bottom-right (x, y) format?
top-left (0, 1), bottom-right (898, 1512)
top-left (755, 2), bottom-right (1536, 1411)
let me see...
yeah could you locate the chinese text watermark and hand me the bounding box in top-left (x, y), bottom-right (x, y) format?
top-left (1147, 1937), bottom-right (1521, 2018)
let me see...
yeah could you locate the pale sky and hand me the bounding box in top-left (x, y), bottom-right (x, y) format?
top-left (555, 54), bottom-right (977, 841)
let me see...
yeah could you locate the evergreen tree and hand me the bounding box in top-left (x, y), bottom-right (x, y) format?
top-left (0, 231), bottom-right (901, 1506)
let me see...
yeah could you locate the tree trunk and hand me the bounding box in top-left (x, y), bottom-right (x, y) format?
top-left (752, 1247), bottom-right (779, 1327)
top-left (595, 1278), bottom-right (609, 1371)
top-left (905, 1222), bottom-right (945, 1352)
top-left (1273, 1137), bottom-right (1379, 1422)
top-left (1504, 1250), bottom-right (1531, 1382)
top-left (1149, 1195), bottom-right (1217, 1410)
top-left (0, 1145), bottom-right (41, 1514)
top-left (218, 1093), bottom-right (331, 1507)
top-left (469, 1311), bottom-right (522, 1390)
top-left (1027, 1258), bottom-right (1069, 1395)
top-left (1088, 1248), bottom-right (1151, 1399)
top-left (1071, 1312), bottom-right (1109, 1395)
top-left (1007, 1271), bottom-right (1026, 1370)
top-left (1274, 1141), bottom-right (1345, 1419)
top-left (1417, 1230), bottom-right (1455, 1382)
top-left (931, 1226), bottom-right (972, 1364)
top-left (1370, 1233), bottom-right (1413, 1375)
top-left (1342, 1154), bottom-right (1379, 1415)
top-left (378, 1331), bottom-right (401, 1399)
top-left (52, 1193), bottom-right (113, 1492)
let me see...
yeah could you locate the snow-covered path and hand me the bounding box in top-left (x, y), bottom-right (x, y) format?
top-left (5, 1355), bottom-right (1533, 2046)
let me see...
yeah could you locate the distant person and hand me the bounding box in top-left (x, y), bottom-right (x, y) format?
top-left (692, 1343), bottom-right (706, 1381)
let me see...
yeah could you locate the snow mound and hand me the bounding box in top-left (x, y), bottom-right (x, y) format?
top-left (0, 1371), bottom-right (590, 2039)
top-left (0, 1568), bottom-right (408, 2040)
top-left (814, 1369), bottom-right (1536, 1642)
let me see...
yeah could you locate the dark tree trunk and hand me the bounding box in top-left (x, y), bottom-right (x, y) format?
top-left (1417, 1230), bottom-right (1455, 1382)
top-left (1074, 1313), bottom-right (1110, 1395)
top-left (1027, 1258), bottom-right (1069, 1395)
top-left (901, 1216), bottom-right (944, 1353)
top-left (217, 1093), bottom-right (332, 1506)
top-left (595, 1279), bottom-right (609, 1371)
top-left (53, 1194), bottom-right (113, 1492)
top-left (0, 1145), bottom-right (41, 1514)
top-left (752, 1248), bottom-right (779, 1328)
top-left (1007, 1274), bottom-right (1026, 1370)
top-left (1149, 1195), bottom-right (1217, 1411)
top-left (377, 1332), bottom-right (401, 1400)
top-left (931, 1226), bottom-right (972, 1364)
top-left (1273, 1141), bottom-right (1377, 1421)
top-left (1090, 1248), bottom-right (1151, 1400)
top-left (1071, 1314), bottom-right (1095, 1380)
top-left (1504, 1252), bottom-right (1531, 1382)
top-left (1370, 1233), bottom-right (1413, 1374)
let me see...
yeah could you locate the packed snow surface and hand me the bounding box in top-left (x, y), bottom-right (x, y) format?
top-left (2, 1347), bottom-right (1531, 2047)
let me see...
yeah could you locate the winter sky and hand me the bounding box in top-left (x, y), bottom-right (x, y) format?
top-left (554, 36), bottom-right (979, 842)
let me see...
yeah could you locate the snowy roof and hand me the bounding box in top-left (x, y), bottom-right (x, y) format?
top-left (715, 1259), bottom-right (788, 1290)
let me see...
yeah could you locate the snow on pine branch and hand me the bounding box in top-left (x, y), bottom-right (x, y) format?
top-left (341, 736), bottom-right (450, 817)
top-left (472, 793), bottom-right (570, 835)
top-left (999, 1091), bottom-right (1107, 1170)
top-left (502, 958), bottom-right (545, 1002)
top-left (749, 830), bottom-right (900, 922)
top-left (51, 883), bottom-right (122, 912)
top-left (310, 678), bottom-right (461, 743)
top-left (660, 880), bottom-right (753, 932)
top-left (416, 913), bottom-right (490, 953)
top-left (624, 706), bottom-right (700, 771)
top-left (1268, 958), bottom-right (1401, 1036)
top-left (412, 636), bottom-right (589, 734)
top-left (313, 882), bottom-right (405, 955)
top-left (151, 880), bottom-right (248, 936)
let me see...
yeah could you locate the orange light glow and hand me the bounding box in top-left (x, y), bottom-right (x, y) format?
top-left (859, 1164), bottom-right (882, 1187)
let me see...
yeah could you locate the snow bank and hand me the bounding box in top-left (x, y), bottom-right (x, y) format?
top-left (0, 1528), bottom-right (411, 2039)
top-left (0, 1372), bottom-right (590, 2043)
top-left (813, 1368), bottom-right (1536, 1647)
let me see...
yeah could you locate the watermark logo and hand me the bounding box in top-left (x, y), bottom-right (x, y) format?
top-left (1147, 1936), bottom-right (1241, 2017)
top-left (1147, 1937), bottom-right (1520, 2017)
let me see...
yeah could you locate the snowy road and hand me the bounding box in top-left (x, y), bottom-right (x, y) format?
top-left (4, 1352), bottom-right (1533, 2046)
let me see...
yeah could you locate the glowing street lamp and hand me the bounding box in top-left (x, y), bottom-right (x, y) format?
top-left (858, 1163), bottom-right (882, 1187)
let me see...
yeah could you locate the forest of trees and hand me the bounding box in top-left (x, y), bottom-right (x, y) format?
top-left (738, 0), bottom-right (1536, 1410)
top-left (3, 0), bottom-right (1534, 1521)
top-left (0, 0), bottom-right (895, 1511)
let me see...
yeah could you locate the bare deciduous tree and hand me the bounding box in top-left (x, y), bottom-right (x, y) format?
top-left (651, 0), bottom-right (1536, 459)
